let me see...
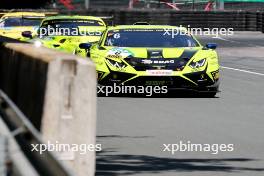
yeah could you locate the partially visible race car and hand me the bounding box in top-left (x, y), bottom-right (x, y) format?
top-left (22, 15), bottom-right (107, 54)
top-left (78, 25), bottom-right (220, 97)
top-left (0, 12), bottom-right (45, 40)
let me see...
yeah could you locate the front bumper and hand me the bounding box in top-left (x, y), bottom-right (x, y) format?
top-left (98, 69), bottom-right (220, 93)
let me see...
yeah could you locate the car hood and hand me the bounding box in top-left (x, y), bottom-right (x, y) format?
top-left (0, 26), bottom-right (38, 39)
top-left (103, 47), bottom-right (204, 60)
top-left (38, 35), bottom-right (101, 44)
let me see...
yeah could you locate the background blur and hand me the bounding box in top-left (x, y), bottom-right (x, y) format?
top-left (1, 0), bottom-right (264, 11)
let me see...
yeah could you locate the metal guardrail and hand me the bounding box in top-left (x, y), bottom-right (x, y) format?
top-left (0, 90), bottom-right (73, 176)
top-left (0, 136), bottom-right (7, 176)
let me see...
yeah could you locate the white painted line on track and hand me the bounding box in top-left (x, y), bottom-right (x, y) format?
top-left (212, 35), bottom-right (262, 47)
top-left (221, 66), bottom-right (264, 76)
top-left (212, 36), bottom-right (253, 46)
top-left (212, 36), bottom-right (230, 41)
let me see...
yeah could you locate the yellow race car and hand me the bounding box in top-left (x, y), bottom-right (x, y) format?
top-left (0, 12), bottom-right (45, 40)
top-left (78, 25), bottom-right (220, 97)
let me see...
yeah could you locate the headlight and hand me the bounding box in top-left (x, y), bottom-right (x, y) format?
top-left (106, 58), bottom-right (126, 69)
top-left (189, 58), bottom-right (206, 69)
top-left (34, 40), bottom-right (42, 47)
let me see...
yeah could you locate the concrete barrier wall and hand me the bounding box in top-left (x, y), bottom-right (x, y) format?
top-left (41, 52), bottom-right (97, 176)
top-left (0, 43), bottom-right (97, 176)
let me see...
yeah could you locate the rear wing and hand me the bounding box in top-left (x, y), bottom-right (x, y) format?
top-left (0, 11), bottom-right (58, 18)
top-left (97, 16), bottom-right (114, 26)
top-left (21, 16), bottom-right (46, 20)
top-left (44, 11), bottom-right (59, 16)
top-left (0, 13), bottom-right (6, 18)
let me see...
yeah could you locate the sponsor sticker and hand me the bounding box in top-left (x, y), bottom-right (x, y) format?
top-left (113, 33), bottom-right (120, 39)
top-left (142, 59), bottom-right (174, 64)
top-left (107, 48), bottom-right (134, 58)
top-left (146, 70), bottom-right (173, 76)
top-left (211, 70), bottom-right (220, 80)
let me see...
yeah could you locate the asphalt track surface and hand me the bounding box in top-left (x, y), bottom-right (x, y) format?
top-left (96, 32), bottom-right (264, 176)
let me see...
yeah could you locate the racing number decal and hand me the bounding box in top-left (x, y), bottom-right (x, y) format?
top-left (114, 33), bottom-right (120, 39)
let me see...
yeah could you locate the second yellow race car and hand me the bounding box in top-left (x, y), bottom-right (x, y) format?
top-left (22, 15), bottom-right (107, 54)
top-left (0, 12), bottom-right (45, 40)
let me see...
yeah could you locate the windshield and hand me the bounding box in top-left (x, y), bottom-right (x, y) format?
top-left (0, 17), bottom-right (42, 27)
top-left (104, 29), bottom-right (199, 47)
top-left (38, 19), bottom-right (104, 36)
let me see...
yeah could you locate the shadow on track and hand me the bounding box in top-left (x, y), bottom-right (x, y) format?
top-left (96, 150), bottom-right (264, 176)
top-left (98, 91), bottom-right (219, 98)
top-left (97, 135), bottom-right (153, 139)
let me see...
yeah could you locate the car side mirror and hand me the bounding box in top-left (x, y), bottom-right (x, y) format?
top-left (79, 43), bottom-right (92, 50)
top-left (22, 31), bottom-right (33, 39)
top-left (206, 43), bottom-right (217, 50)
